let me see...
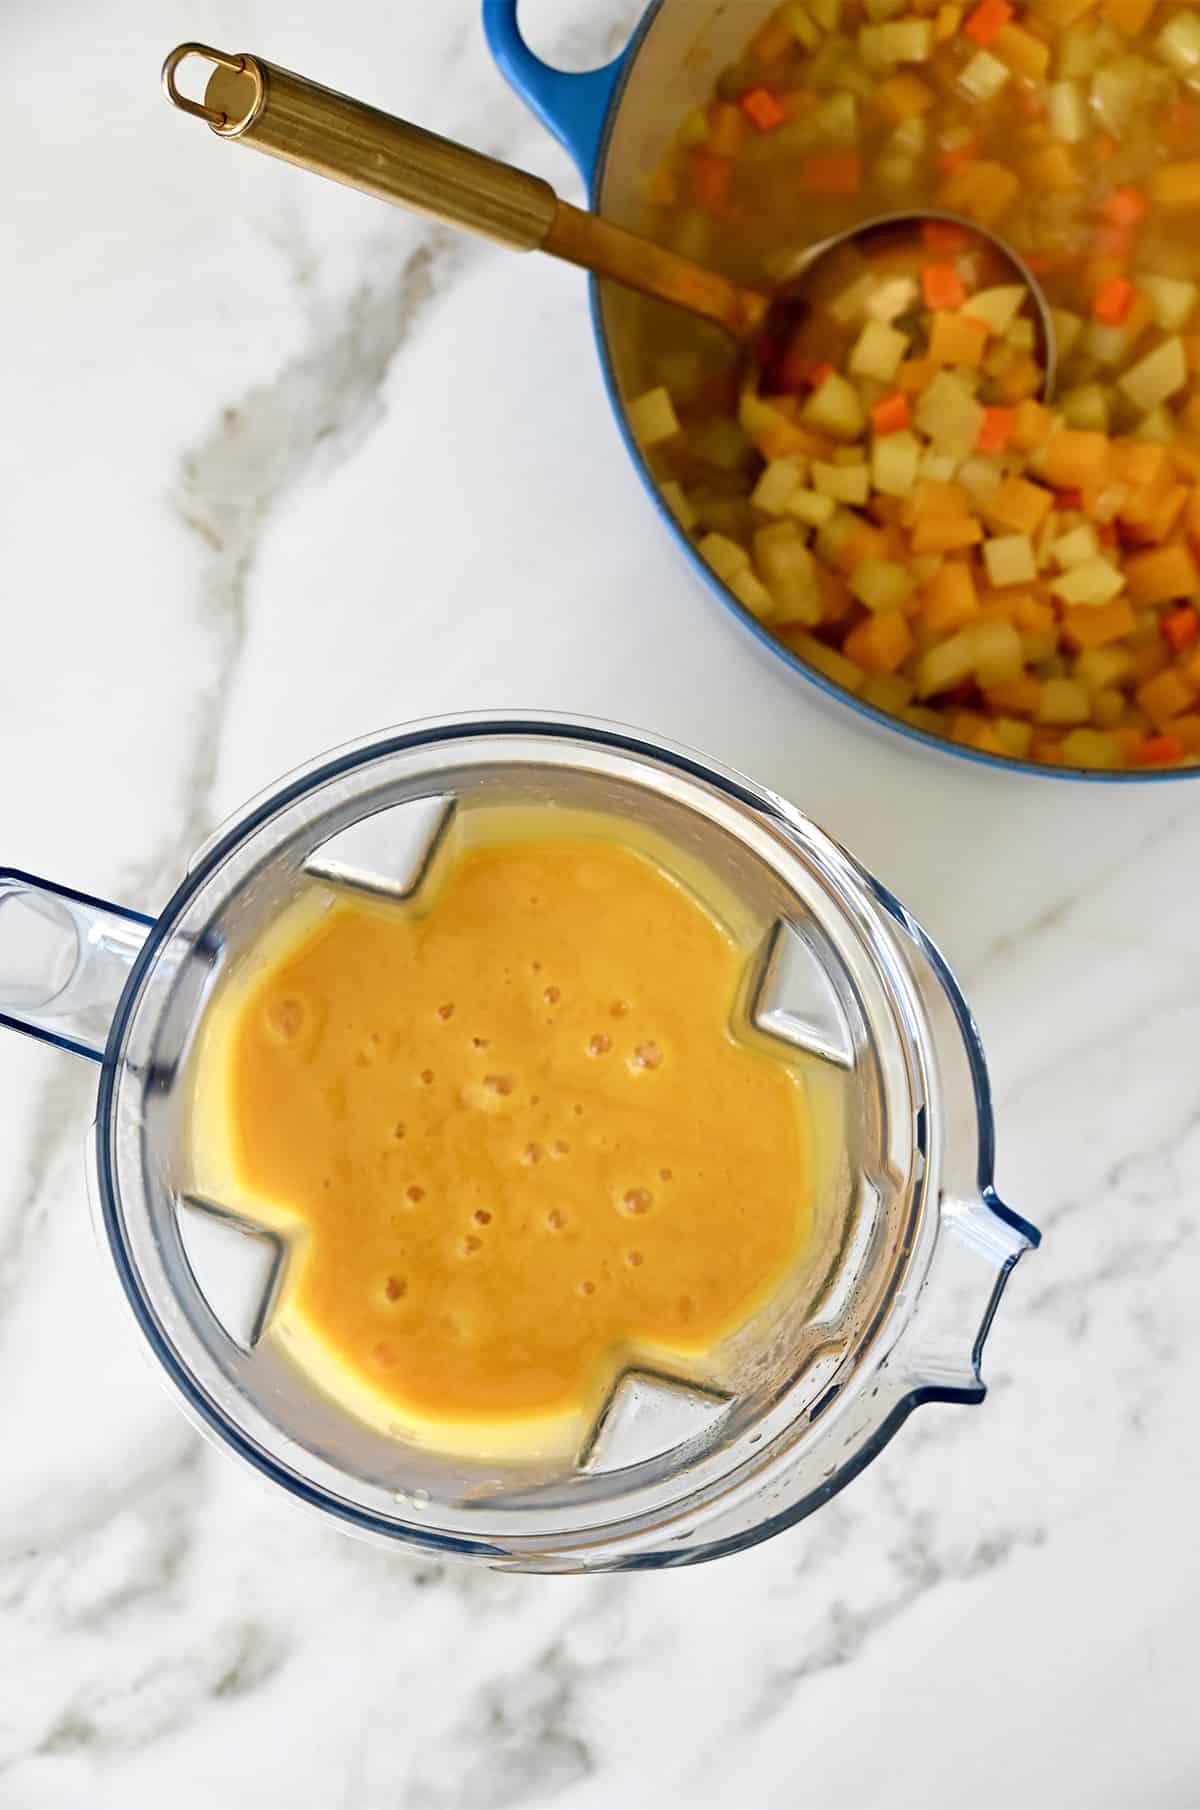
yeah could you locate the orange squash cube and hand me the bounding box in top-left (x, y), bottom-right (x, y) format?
top-left (910, 515), bottom-right (985, 553)
top-left (1125, 542), bottom-right (1200, 604)
top-left (1137, 667), bottom-right (1197, 727)
top-left (1043, 429), bottom-right (1111, 489)
top-left (922, 560), bottom-right (980, 632)
top-left (985, 476), bottom-right (1054, 535)
top-left (844, 611), bottom-right (916, 673)
top-left (1061, 599), bottom-right (1137, 648)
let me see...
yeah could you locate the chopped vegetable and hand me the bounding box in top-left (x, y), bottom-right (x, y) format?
top-left (871, 390), bottom-right (912, 434)
top-left (629, 387), bottom-right (681, 446)
top-left (741, 85), bottom-right (789, 130)
top-left (964, 0), bottom-right (1014, 44)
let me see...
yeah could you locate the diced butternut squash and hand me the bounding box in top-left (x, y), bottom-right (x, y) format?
top-left (922, 559), bottom-right (980, 631)
top-left (844, 610), bottom-right (916, 671)
top-left (985, 476), bottom-right (1053, 534)
top-left (1124, 541), bottom-right (1200, 602)
top-left (1061, 598), bottom-right (1137, 647)
top-left (1043, 429), bottom-right (1112, 489)
top-left (1136, 666), bottom-right (1197, 726)
top-left (928, 311), bottom-right (991, 366)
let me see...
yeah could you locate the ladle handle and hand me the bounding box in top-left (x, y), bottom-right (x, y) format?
top-left (161, 45), bottom-right (766, 338)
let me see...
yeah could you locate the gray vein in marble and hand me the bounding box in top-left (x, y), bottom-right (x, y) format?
top-left (0, 1065), bottom-right (91, 1330)
top-left (742, 1504), bottom-right (1045, 1732)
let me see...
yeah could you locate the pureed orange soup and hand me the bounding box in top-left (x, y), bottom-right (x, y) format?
top-left (191, 818), bottom-right (812, 1454)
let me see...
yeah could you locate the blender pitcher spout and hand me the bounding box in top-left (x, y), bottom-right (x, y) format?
top-left (0, 870), bottom-right (154, 1062)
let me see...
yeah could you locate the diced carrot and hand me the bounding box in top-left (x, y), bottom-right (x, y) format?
top-left (1125, 542), bottom-right (1200, 604)
top-left (1152, 164), bottom-right (1200, 209)
top-left (740, 85), bottom-right (788, 132)
top-left (993, 21), bottom-right (1051, 77)
top-left (1101, 0), bottom-right (1156, 32)
top-left (1061, 599), bottom-right (1137, 649)
top-left (938, 160), bottom-right (1021, 227)
top-left (1134, 734), bottom-right (1186, 764)
top-left (1162, 606), bottom-right (1200, 652)
top-left (964, 0), bottom-right (1013, 44)
top-left (1101, 186), bottom-right (1147, 228)
top-left (1094, 135), bottom-right (1118, 160)
top-left (810, 360), bottom-right (836, 386)
top-left (921, 220), bottom-right (969, 255)
top-left (691, 151), bottom-right (730, 211)
top-left (922, 560), bottom-right (979, 632)
top-left (1137, 667), bottom-right (1197, 728)
top-left (985, 475), bottom-right (1052, 533)
top-left (1092, 275), bottom-right (1135, 325)
top-left (874, 72), bottom-right (936, 122)
top-left (1143, 734), bottom-right (1187, 763)
top-left (1016, 88), bottom-right (1047, 118)
top-left (928, 311), bottom-right (990, 365)
top-left (1043, 430), bottom-right (1111, 490)
top-left (871, 391), bottom-right (912, 436)
top-left (800, 153), bottom-right (862, 196)
top-left (911, 515), bottom-right (985, 553)
top-left (922, 263), bottom-right (967, 310)
top-left (977, 406), bottom-right (1016, 451)
top-left (844, 611), bottom-right (915, 674)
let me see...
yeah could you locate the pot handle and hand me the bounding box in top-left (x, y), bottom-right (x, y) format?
top-left (482, 0), bottom-right (633, 183)
top-left (0, 870), bottom-right (154, 1063)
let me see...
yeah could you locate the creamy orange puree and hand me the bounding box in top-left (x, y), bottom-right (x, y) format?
top-left (194, 826), bottom-right (811, 1451)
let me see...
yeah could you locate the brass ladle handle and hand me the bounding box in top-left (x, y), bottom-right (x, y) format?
top-left (161, 44), bottom-right (767, 340)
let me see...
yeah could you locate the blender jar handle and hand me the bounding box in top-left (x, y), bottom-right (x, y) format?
top-left (0, 869), bottom-right (154, 1063)
top-left (482, 0), bottom-right (633, 183)
top-left (903, 1192), bottom-right (1038, 1400)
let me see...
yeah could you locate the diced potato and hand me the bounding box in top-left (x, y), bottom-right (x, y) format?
top-left (849, 319), bottom-right (910, 382)
top-left (861, 672), bottom-right (917, 711)
top-left (1135, 405), bottom-right (1177, 443)
top-left (781, 0), bottom-right (824, 49)
top-left (1050, 309), bottom-right (1084, 364)
top-left (850, 557), bottom-right (916, 612)
top-left (917, 631), bottom-right (977, 697)
top-left (754, 524), bottom-right (824, 623)
top-left (973, 618), bottom-right (1024, 686)
top-left (786, 487), bottom-right (838, 526)
top-left (877, 17), bottom-right (933, 59)
top-left (1050, 557), bottom-right (1127, 604)
top-left (731, 567), bottom-right (777, 621)
top-left (866, 276), bottom-right (919, 322)
top-left (660, 480), bottom-right (698, 532)
top-left (1137, 273), bottom-right (1199, 333)
top-left (752, 458), bottom-right (805, 514)
top-left (1047, 78), bottom-right (1088, 141)
top-left (829, 270), bottom-right (881, 325)
top-left (1090, 55), bottom-right (1158, 137)
top-left (872, 429), bottom-right (921, 497)
top-left (803, 372), bottom-right (868, 440)
top-left (963, 286), bottom-right (1027, 336)
top-left (1155, 9), bottom-right (1200, 73)
top-left (698, 531), bottom-right (750, 583)
top-left (1059, 728), bottom-right (1121, 767)
top-left (812, 460), bottom-right (872, 503)
top-left (983, 534), bottom-right (1038, 586)
top-left (1037, 677), bottom-right (1092, 724)
top-left (815, 508), bottom-right (859, 565)
top-left (1082, 321), bottom-right (1135, 369)
top-left (1060, 382), bottom-right (1112, 430)
top-left (629, 386), bottom-right (681, 446)
top-left (960, 48), bottom-right (1011, 99)
top-left (1076, 645), bottom-right (1135, 690)
top-left (1119, 337), bottom-right (1188, 412)
top-left (1052, 522), bottom-right (1101, 566)
top-left (915, 371), bottom-right (987, 459)
top-left (786, 631), bottom-right (866, 692)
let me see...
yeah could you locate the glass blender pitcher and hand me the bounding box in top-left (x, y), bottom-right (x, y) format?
top-left (0, 715), bottom-right (1037, 1570)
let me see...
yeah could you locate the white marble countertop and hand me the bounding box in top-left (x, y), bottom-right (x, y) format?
top-left (3, 1), bottom-right (1200, 1805)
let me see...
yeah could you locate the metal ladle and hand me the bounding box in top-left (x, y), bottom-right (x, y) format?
top-left (162, 44), bottom-right (1056, 398)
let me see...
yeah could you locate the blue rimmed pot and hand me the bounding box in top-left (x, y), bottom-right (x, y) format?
top-left (484, 0), bottom-right (1200, 784)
